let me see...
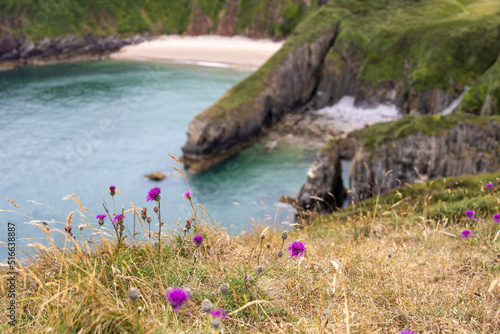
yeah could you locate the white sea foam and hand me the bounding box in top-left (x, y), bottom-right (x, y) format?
top-left (316, 96), bottom-right (400, 133)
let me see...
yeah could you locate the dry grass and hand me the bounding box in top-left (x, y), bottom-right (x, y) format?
top-left (1, 171), bottom-right (500, 333)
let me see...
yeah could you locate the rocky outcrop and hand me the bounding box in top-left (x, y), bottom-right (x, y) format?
top-left (297, 142), bottom-right (346, 213)
top-left (350, 119), bottom-right (500, 200)
top-left (182, 20), bottom-right (340, 171)
top-left (0, 28), bottom-right (147, 68)
top-left (185, 6), bottom-right (214, 36)
top-left (312, 46), bottom-right (463, 115)
top-left (297, 115), bottom-right (500, 213)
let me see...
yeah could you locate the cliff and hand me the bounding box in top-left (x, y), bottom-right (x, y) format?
top-left (297, 113), bottom-right (500, 213)
top-left (182, 8), bottom-right (340, 170)
top-left (0, 0), bottom-right (318, 68)
top-left (182, 0), bottom-right (500, 171)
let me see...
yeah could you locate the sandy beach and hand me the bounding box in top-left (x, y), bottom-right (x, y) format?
top-left (110, 35), bottom-right (284, 68)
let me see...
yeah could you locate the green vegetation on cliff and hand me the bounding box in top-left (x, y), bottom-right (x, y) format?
top-left (0, 0), bottom-right (317, 39)
top-left (196, 0), bottom-right (500, 125)
top-left (200, 5), bottom-right (341, 121)
top-left (349, 112), bottom-right (500, 149)
top-left (460, 55), bottom-right (500, 115)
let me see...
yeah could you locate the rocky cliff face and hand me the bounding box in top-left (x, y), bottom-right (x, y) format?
top-left (0, 16), bottom-right (147, 68)
top-left (350, 119), bottom-right (500, 200)
top-left (312, 46), bottom-right (463, 115)
top-left (182, 23), bottom-right (339, 171)
top-left (297, 116), bottom-right (500, 213)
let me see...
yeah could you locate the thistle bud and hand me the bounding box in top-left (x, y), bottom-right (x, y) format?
top-left (153, 206), bottom-right (159, 213)
top-left (256, 266), bottom-right (263, 274)
top-left (247, 275), bottom-right (254, 283)
top-left (211, 318), bottom-right (221, 330)
top-left (185, 218), bottom-right (192, 230)
top-left (183, 228), bottom-right (188, 233)
top-left (146, 216), bottom-right (152, 224)
top-left (278, 250), bottom-right (283, 258)
top-left (109, 185), bottom-right (116, 196)
top-left (260, 233), bottom-right (265, 240)
top-left (201, 299), bottom-right (213, 313)
top-left (127, 287), bottom-right (141, 302)
top-left (141, 208), bottom-right (147, 220)
top-left (266, 243), bottom-right (271, 249)
top-left (219, 284), bottom-right (229, 295)
top-left (281, 231), bottom-right (288, 240)
top-left (98, 218), bottom-right (105, 226)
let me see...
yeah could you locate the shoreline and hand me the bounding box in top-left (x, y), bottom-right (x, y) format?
top-left (109, 35), bottom-right (284, 69)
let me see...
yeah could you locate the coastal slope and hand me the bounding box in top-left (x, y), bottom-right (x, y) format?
top-left (0, 0), bottom-right (318, 68)
top-left (182, 0), bottom-right (500, 171)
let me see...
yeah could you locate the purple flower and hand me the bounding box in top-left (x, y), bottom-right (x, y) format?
top-left (193, 235), bottom-right (203, 247)
top-left (113, 214), bottom-right (125, 224)
top-left (109, 185), bottom-right (116, 196)
top-left (166, 287), bottom-right (190, 311)
top-left (64, 225), bottom-right (72, 234)
top-left (399, 331), bottom-right (416, 334)
top-left (494, 214), bottom-right (500, 223)
top-left (96, 214), bottom-right (106, 220)
top-left (209, 308), bottom-right (228, 319)
top-left (461, 229), bottom-right (473, 239)
top-left (147, 187), bottom-right (161, 201)
top-left (487, 182), bottom-right (494, 189)
top-left (465, 210), bottom-right (475, 219)
top-left (287, 241), bottom-right (306, 258)
top-left (183, 191), bottom-right (192, 200)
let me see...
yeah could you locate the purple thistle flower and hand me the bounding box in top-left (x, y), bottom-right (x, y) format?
top-left (109, 185), bottom-right (116, 196)
top-left (461, 229), bottom-right (473, 239)
top-left (193, 235), bottom-right (203, 247)
top-left (183, 191), bottom-right (192, 200)
top-left (113, 214), bottom-right (125, 224)
top-left (465, 210), bottom-right (475, 219)
top-left (96, 214), bottom-right (106, 220)
top-left (64, 225), bottom-right (72, 234)
top-left (209, 308), bottom-right (228, 319)
top-left (486, 182), bottom-right (494, 189)
top-left (165, 287), bottom-right (190, 311)
top-left (399, 331), bottom-right (416, 334)
top-left (287, 241), bottom-right (306, 258)
top-left (147, 187), bottom-right (161, 201)
top-left (494, 214), bottom-right (500, 223)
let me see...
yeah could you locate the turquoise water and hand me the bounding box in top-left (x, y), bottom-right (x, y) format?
top-left (0, 60), bottom-right (317, 259)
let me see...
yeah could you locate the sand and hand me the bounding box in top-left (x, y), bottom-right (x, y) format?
top-left (110, 35), bottom-right (284, 69)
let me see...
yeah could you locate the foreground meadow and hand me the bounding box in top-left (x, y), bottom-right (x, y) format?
top-left (1, 162), bottom-right (500, 333)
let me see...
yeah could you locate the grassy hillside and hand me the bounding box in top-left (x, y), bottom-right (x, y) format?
top-left (1, 164), bottom-right (500, 333)
top-left (0, 0), bottom-right (318, 39)
top-left (348, 112), bottom-right (500, 149)
top-left (197, 0), bottom-right (500, 124)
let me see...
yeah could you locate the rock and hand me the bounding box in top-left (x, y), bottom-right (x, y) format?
top-left (185, 6), bottom-right (214, 35)
top-left (296, 115), bottom-right (500, 213)
top-left (19, 40), bottom-right (35, 58)
top-left (216, 0), bottom-right (239, 36)
top-left (144, 172), bottom-right (166, 181)
top-left (182, 19), bottom-right (340, 171)
top-left (279, 195), bottom-right (297, 205)
top-left (297, 142), bottom-right (346, 213)
top-left (350, 118), bottom-right (500, 201)
top-left (36, 37), bottom-right (51, 53)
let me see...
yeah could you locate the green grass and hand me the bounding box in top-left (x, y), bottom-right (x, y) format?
top-left (0, 0), bottom-right (312, 40)
top-left (348, 112), bottom-right (500, 149)
top-left (195, 0), bottom-right (500, 126)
